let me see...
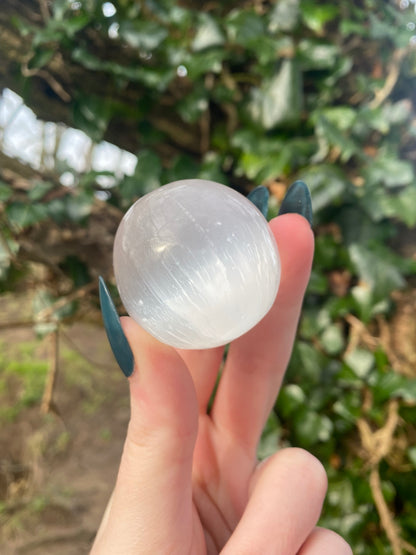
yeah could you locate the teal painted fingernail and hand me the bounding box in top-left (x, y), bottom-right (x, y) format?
top-left (99, 276), bottom-right (134, 377)
top-left (247, 186), bottom-right (269, 219)
top-left (278, 181), bottom-right (313, 227)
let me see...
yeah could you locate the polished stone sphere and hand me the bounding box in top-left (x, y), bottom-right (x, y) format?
top-left (113, 179), bottom-right (281, 349)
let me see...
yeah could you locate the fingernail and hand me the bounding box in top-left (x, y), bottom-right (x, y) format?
top-left (99, 276), bottom-right (134, 377)
top-left (278, 181), bottom-right (313, 227)
top-left (247, 186), bottom-right (269, 219)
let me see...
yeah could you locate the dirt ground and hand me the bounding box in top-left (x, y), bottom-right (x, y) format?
top-left (0, 294), bottom-right (130, 554)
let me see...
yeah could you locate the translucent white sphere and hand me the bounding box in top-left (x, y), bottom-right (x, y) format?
top-left (113, 179), bottom-right (281, 349)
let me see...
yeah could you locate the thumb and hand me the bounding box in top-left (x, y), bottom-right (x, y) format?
top-left (92, 317), bottom-right (198, 553)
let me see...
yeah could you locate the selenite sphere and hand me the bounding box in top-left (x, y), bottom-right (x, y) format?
top-left (113, 179), bottom-right (281, 349)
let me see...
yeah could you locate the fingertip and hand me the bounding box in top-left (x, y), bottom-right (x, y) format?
top-left (268, 214), bottom-right (314, 311)
top-left (269, 213), bottom-right (315, 279)
top-left (269, 212), bottom-right (315, 253)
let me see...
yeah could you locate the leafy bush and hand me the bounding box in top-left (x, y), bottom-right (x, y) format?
top-left (0, 0), bottom-right (416, 552)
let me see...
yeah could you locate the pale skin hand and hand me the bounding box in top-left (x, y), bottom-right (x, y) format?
top-left (91, 214), bottom-right (352, 555)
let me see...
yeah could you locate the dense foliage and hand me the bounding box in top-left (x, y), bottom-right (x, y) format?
top-left (1, 0), bottom-right (416, 552)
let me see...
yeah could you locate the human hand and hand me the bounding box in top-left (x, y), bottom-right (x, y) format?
top-left (92, 190), bottom-right (352, 554)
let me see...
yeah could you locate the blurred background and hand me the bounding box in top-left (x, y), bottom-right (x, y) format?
top-left (0, 0), bottom-right (416, 553)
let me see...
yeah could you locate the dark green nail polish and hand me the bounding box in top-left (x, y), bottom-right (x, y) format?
top-left (278, 181), bottom-right (313, 227)
top-left (247, 186), bottom-right (269, 219)
top-left (99, 276), bottom-right (134, 377)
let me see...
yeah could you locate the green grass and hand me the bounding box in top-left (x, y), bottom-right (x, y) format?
top-left (0, 340), bottom-right (48, 421)
top-left (60, 346), bottom-right (109, 414)
top-left (0, 333), bottom-right (114, 422)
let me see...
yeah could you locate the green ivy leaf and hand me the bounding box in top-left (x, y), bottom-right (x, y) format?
top-left (351, 284), bottom-right (390, 322)
top-left (300, 307), bottom-right (331, 338)
top-left (344, 349), bottom-right (375, 379)
top-left (319, 106), bottom-right (357, 131)
top-left (198, 152), bottom-right (228, 184)
top-left (332, 390), bottom-right (362, 424)
top-left (293, 408), bottom-right (334, 447)
top-left (297, 40), bottom-right (339, 70)
top-left (60, 255), bottom-right (90, 287)
top-left (52, 0), bottom-right (70, 21)
top-left (277, 384), bottom-right (306, 419)
top-left (119, 150), bottom-right (162, 202)
top-left (6, 202), bottom-right (48, 230)
top-left (287, 341), bottom-right (328, 385)
top-left (249, 59), bottom-right (303, 129)
top-left (0, 233), bottom-right (19, 281)
top-left (119, 20), bottom-right (168, 51)
top-left (46, 197), bottom-right (67, 224)
top-left (408, 446), bottom-right (416, 468)
top-left (348, 243), bottom-right (405, 299)
top-left (72, 94), bottom-right (112, 142)
top-left (372, 372), bottom-right (416, 403)
top-left (27, 48), bottom-right (55, 70)
top-left (225, 9), bottom-right (265, 46)
top-left (28, 181), bottom-right (55, 201)
top-left (269, 0), bottom-right (300, 32)
top-left (162, 154), bottom-right (199, 184)
top-left (79, 170), bottom-right (116, 189)
top-left (300, 0), bottom-right (339, 34)
top-left (369, 11), bottom-right (413, 48)
top-left (192, 13), bottom-right (225, 51)
top-left (66, 193), bottom-right (93, 223)
top-left (313, 114), bottom-right (358, 163)
top-left (320, 324), bottom-right (345, 355)
top-left (237, 148), bottom-right (290, 182)
top-left (184, 49), bottom-right (225, 79)
top-left (364, 156), bottom-right (414, 189)
top-left (383, 100), bottom-right (413, 126)
top-left (363, 184), bottom-right (416, 227)
top-left (354, 106), bottom-right (390, 136)
top-left (297, 165), bottom-right (349, 213)
top-left (176, 87), bottom-right (209, 123)
top-left (0, 183), bottom-right (12, 202)
top-left (60, 14), bottom-right (90, 36)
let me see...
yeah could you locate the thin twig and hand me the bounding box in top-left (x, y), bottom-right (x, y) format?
top-left (38, 0), bottom-right (50, 21)
top-left (344, 313), bottom-right (378, 355)
top-left (401, 540), bottom-right (416, 555)
top-left (0, 320), bottom-right (35, 330)
top-left (369, 48), bottom-right (408, 110)
top-left (36, 281), bottom-right (97, 321)
top-left (21, 61), bottom-right (71, 103)
top-left (369, 467), bottom-right (402, 555)
top-left (41, 328), bottom-right (59, 414)
top-left (357, 400), bottom-right (400, 467)
top-left (357, 400), bottom-right (404, 555)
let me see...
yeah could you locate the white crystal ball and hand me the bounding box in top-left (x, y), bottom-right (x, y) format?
top-left (113, 179), bottom-right (281, 349)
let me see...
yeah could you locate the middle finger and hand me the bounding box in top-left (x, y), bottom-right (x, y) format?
top-left (211, 214), bottom-right (314, 455)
